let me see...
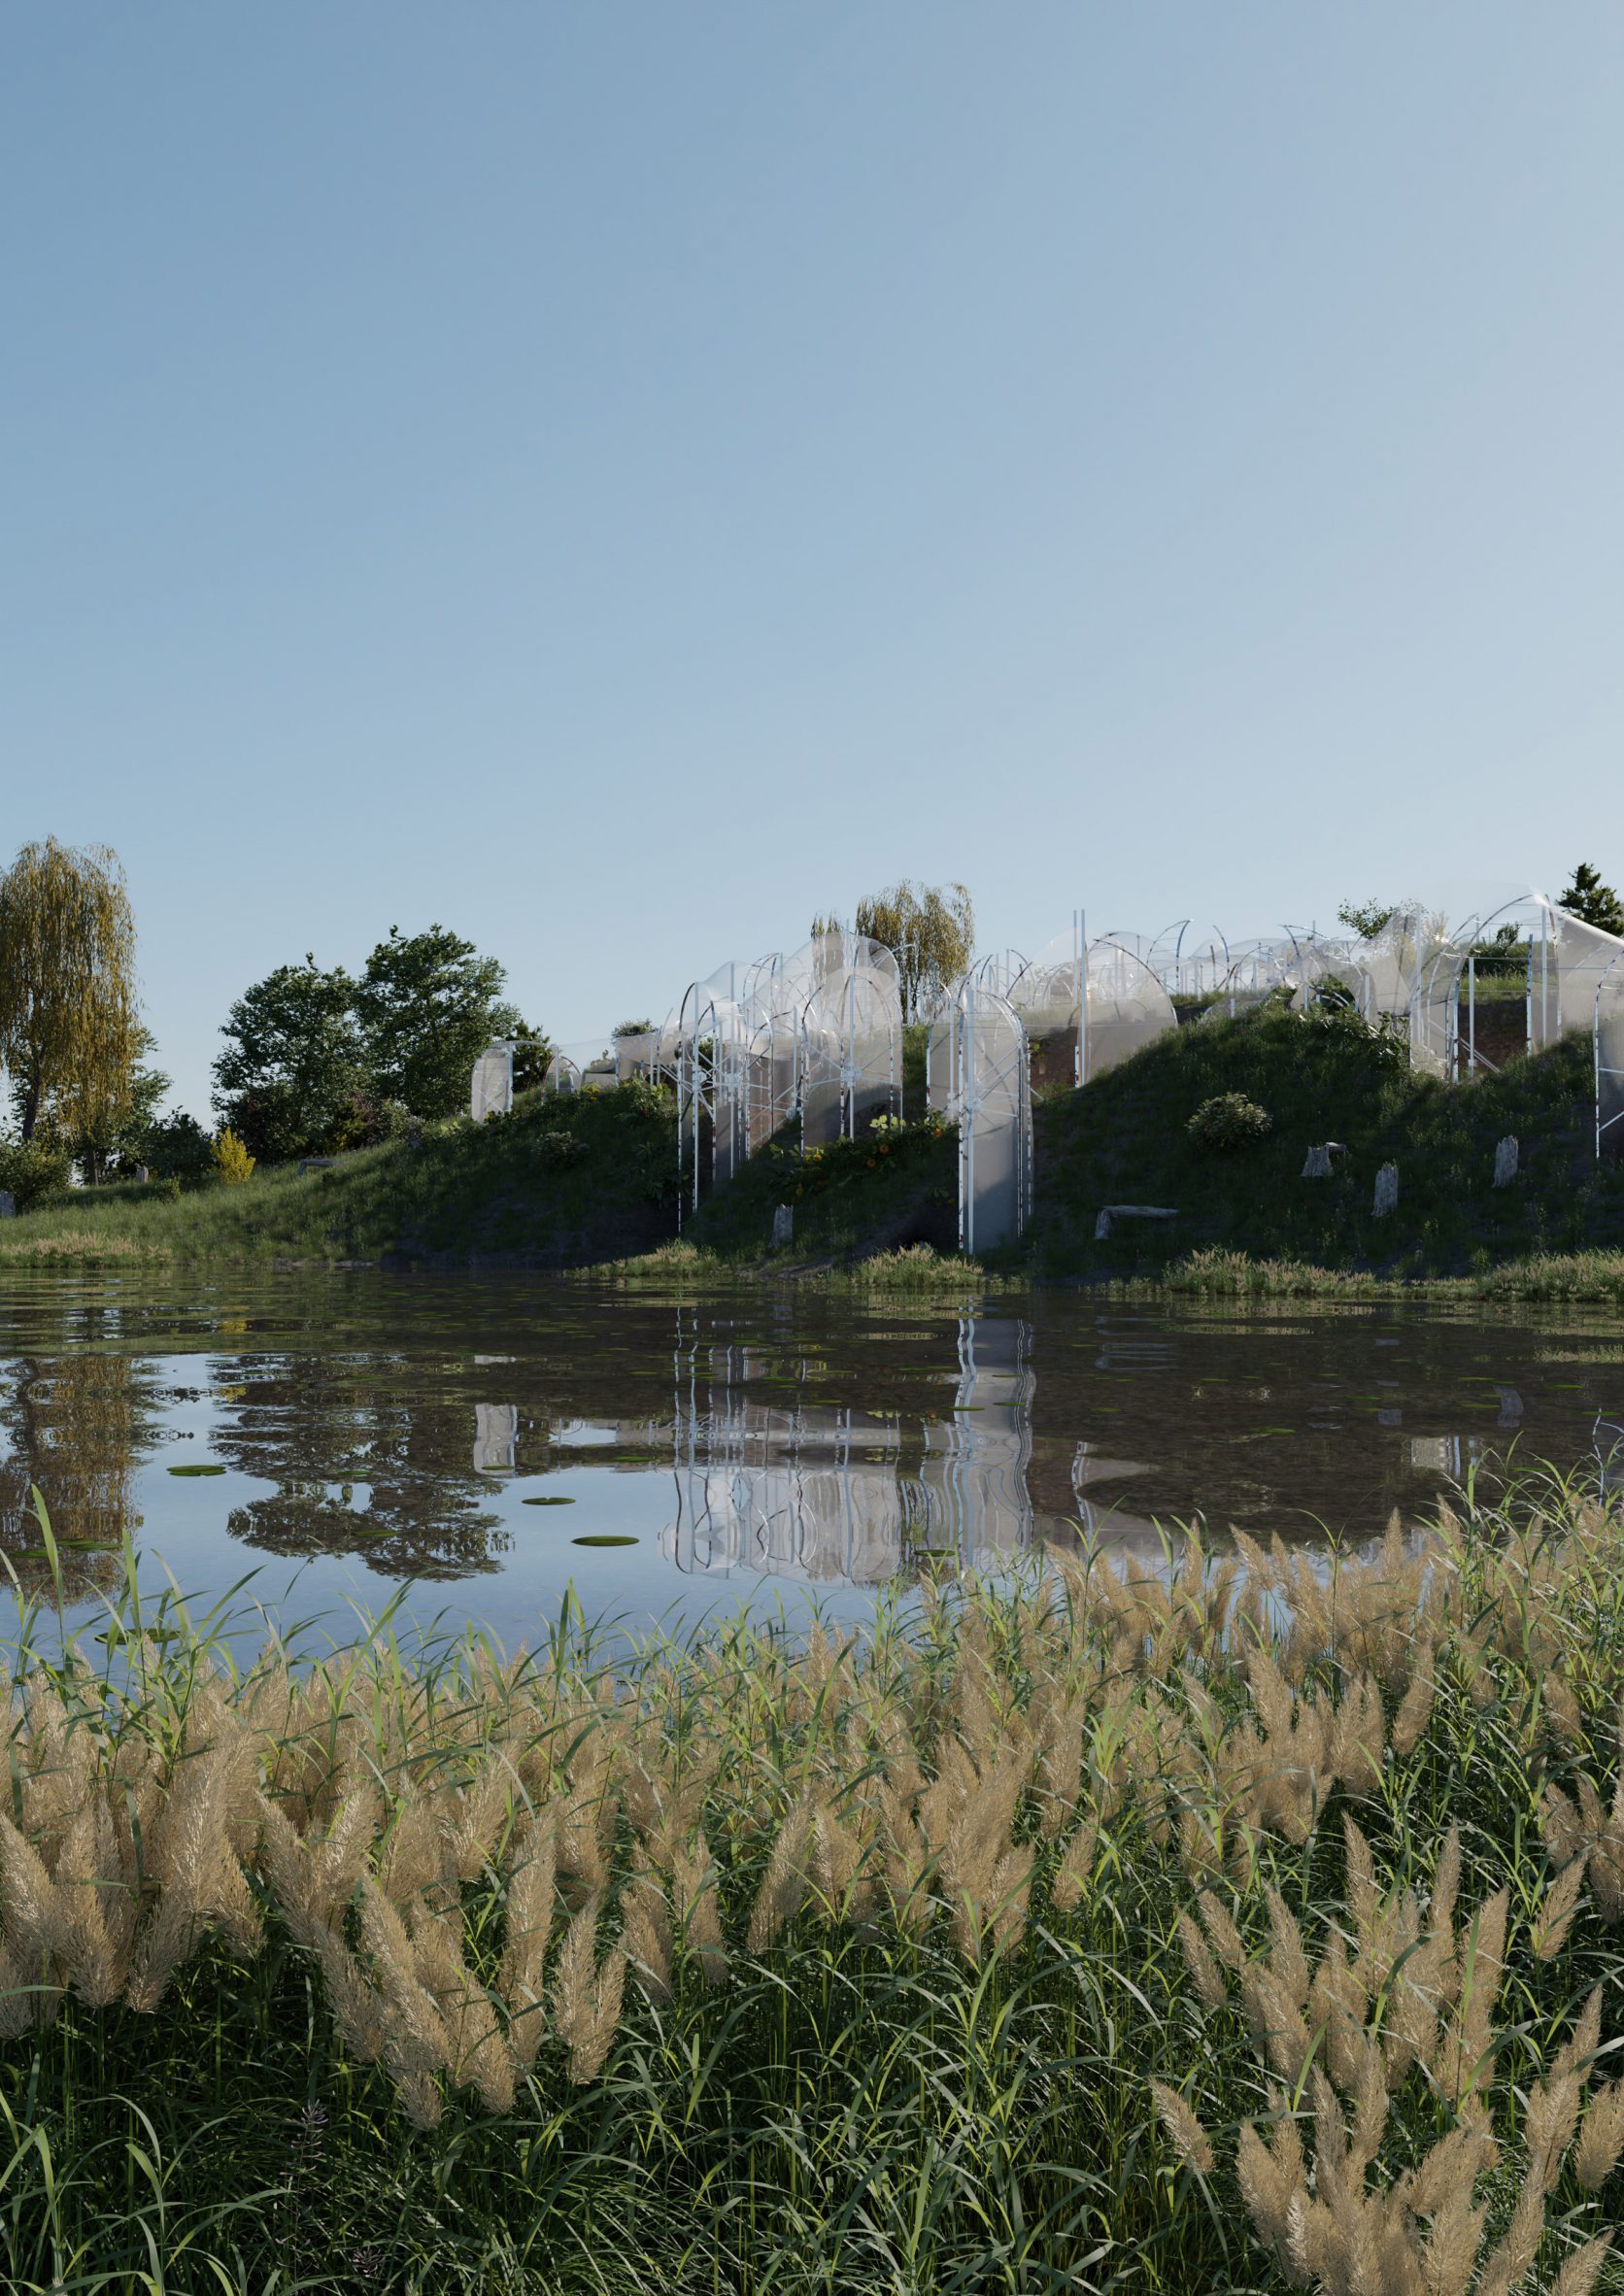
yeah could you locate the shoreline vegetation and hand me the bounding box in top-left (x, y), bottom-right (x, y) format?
top-left (4, 1464), bottom-right (1624, 2287)
top-left (1, 1000), bottom-right (1622, 1297)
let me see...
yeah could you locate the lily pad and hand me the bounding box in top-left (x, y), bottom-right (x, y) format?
top-left (523, 1495), bottom-right (576, 1506)
top-left (572, 1535), bottom-right (638, 1548)
top-left (168, 1464), bottom-right (227, 1477)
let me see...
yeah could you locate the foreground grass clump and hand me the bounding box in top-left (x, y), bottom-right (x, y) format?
top-left (6, 1472), bottom-right (1624, 2289)
top-left (1115, 1245), bottom-right (1624, 1303)
top-left (592, 1236), bottom-right (998, 1294)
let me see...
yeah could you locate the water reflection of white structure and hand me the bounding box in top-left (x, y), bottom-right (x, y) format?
top-left (914, 1317), bottom-right (1034, 1570)
top-left (661, 1317), bottom-right (1035, 1584)
top-left (473, 1403), bottom-right (518, 1474)
top-left (1069, 1442), bottom-right (1167, 1564)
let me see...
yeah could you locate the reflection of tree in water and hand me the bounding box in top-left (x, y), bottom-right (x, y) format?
top-left (213, 1355), bottom-right (510, 1579)
top-left (0, 1352), bottom-right (160, 1600)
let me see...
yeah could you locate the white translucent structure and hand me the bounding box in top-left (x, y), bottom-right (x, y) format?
top-left (1600, 950), bottom-right (1624, 1159)
top-left (677, 962), bottom-right (752, 1208)
top-left (798, 935), bottom-right (902, 1150)
top-left (1409, 894), bottom-right (1624, 1082)
top-left (469, 1041), bottom-right (514, 1122)
top-left (1094, 924), bottom-right (1190, 994)
top-left (673, 934), bottom-right (900, 1212)
top-left (745, 1006), bottom-right (800, 1152)
top-left (1002, 929), bottom-right (1175, 1085)
top-left (1341, 907), bottom-right (1448, 1026)
top-left (614, 1014), bottom-right (682, 1087)
top-left (969, 948), bottom-right (1032, 1001)
top-left (741, 938), bottom-right (827, 1150)
top-left (1284, 934), bottom-right (1377, 1017)
top-left (1080, 937), bottom-right (1177, 1077)
top-left (928, 977), bottom-right (1032, 1253)
top-left (543, 1052), bottom-right (582, 1097)
top-left (1145, 921), bottom-right (1191, 987)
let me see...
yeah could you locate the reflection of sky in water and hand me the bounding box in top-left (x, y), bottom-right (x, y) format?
top-left (2, 1270), bottom-right (1623, 1654)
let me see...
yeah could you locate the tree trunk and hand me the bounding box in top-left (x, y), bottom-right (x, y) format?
top-left (18, 1057), bottom-right (42, 1142)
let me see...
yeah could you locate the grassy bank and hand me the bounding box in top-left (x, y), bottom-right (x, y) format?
top-left (1029, 1001), bottom-right (1624, 1284)
top-left (1107, 1244), bottom-right (1624, 1303)
top-left (6, 1468), bottom-right (1624, 2289)
top-left (0, 1082), bottom-right (679, 1267)
top-left (683, 1108), bottom-right (959, 1265)
top-left (6, 1004), bottom-right (1624, 1294)
top-left (591, 1236), bottom-right (1006, 1294)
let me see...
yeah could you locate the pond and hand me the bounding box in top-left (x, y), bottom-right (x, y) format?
top-left (1, 1268), bottom-right (1621, 1651)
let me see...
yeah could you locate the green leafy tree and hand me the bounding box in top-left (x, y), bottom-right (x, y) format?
top-left (0, 1134), bottom-right (73, 1210)
top-left (851, 882), bottom-right (976, 1022)
top-left (1557, 862), bottom-right (1624, 937)
top-left (1336, 899), bottom-right (1395, 941)
top-left (213, 959), bottom-right (367, 1163)
top-left (0, 838), bottom-right (139, 1141)
top-left (355, 926), bottom-right (509, 1118)
top-left (506, 1017), bottom-right (555, 1094)
top-left (138, 1108), bottom-right (215, 1182)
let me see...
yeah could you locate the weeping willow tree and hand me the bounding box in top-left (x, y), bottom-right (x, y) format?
top-left (0, 838), bottom-right (139, 1142)
top-left (854, 881), bottom-right (974, 1023)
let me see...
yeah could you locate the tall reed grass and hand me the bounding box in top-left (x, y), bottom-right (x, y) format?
top-left (4, 1467), bottom-right (1624, 2290)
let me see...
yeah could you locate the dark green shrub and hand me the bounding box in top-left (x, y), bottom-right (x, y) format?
top-left (1186, 1092), bottom-right (1272, 1153)
top-left (138, 1108), bottom-right (215, 1182)
top-left (0, 1135), bottom-right (74, 1209)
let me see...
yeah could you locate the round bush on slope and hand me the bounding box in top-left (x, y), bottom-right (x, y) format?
top-left (1186, 1093), bottom-right (1273, 1153)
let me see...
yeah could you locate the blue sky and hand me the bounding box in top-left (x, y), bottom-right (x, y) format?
top-left (4, 4), bottom-right (1622, 1117)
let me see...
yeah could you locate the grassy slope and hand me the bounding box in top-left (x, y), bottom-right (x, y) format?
top-left (684, 1113), bottom-right (959, 1263)
top-left (0, 1084), bottom-right (679, 1266)
top-left (9, 1010), bottom-right (1621, 1286)
top-left (1028, 1000), bottom-right (1624, 1282)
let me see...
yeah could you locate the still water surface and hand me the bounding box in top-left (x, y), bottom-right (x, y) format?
top-left (1, 1271), bottom-right (1620, 1649)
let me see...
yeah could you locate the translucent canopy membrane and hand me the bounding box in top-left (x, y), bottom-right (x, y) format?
top-left (614, 1013), bottom-right (683, 1086)
top-left (469, 1041), bottom-right (514, 1122)
top-left (1599, 950), bottom-right (1624, 1159)
top-left (1082, 938), bottom-right (1177, 1076)
top-left (1408, 894), bottom-right (1624, 1082)
top-left (995, 929), bottom-right (1174, 1087)
top-left (1285, 936), bottom-right (1379, 1017)
top-left (1008, 945), bottom-right (1078, 1037)
top-left (672, 931), bottom-right (902, 1208)
top-left (969, 949), bottom-right (1032, 1001)
top-left (676, 977), bottom-right (753, 1203)
top-left (798, 939), bottom-right (902, 1151)
top-left (928, 976), bottom-right (1032, 1253)
top-left (1091, 924), bottom-right (1191, 994)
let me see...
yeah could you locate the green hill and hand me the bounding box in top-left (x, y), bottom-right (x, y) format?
top-left (8, 1004), bottom-right (1622, 1287)
top-left (0, 1082), bottom-right (679, 1267)
top-left (682, 1111), bottom-right (958, 1265)
top-left (1028, 999), bottom-right (1624, 1281)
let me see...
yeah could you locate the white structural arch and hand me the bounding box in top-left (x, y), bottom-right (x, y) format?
top-left (995, 924), bottom-right (1176, 1089)
top-left (1598, 949), bottom-right (1624, 1159)
top-left (928, 976), bottom-right (1032, 1254)
top-left (469, 1040), bottom-right (515, 1122)
top-left (674, 931), bottom-right (901, 1213)
top-left (1408, 894), bottom-right (1624, 1083)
